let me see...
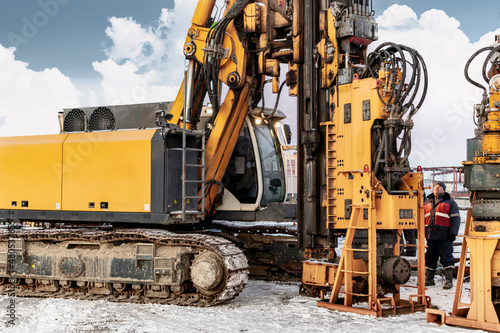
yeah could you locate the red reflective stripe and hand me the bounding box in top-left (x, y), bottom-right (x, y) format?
top-left (425, 201), bottom-right (451, 227)
top-left (436, 202), bottom-right (451, 215)
top-left (435, 215), bottom-right (450, 227)
top-left (434, 202), bottom-right (451, 227)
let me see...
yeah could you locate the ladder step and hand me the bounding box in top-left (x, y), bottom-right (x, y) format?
top-left (171, 147), bottom-right (204, 152)
top-left (341, 291), bottom-right (370, 297)
top-left (343, 248), bottom-right (369, 252)
top-left (399, 284), bottom-right (418, 289)
top-left (339, 270), bottom-right (370, 274)
top-left (179, 128), bottom-right (205, 221)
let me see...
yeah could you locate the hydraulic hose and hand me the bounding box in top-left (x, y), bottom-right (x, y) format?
top-left (363, 42), bottom-right (428, 185)
top-left (482, 44), bottom-right (500, 83)
top-left (464, 46), bottom-right (493, 95)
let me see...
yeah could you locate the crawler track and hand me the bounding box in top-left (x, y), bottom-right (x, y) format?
top-left (0, 228), bottom-right (249, 306)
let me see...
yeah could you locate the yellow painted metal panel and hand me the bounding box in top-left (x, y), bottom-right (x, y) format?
top-left (62, 129), bottom-right (155, 213)
top-left (483, 133), bottom-right (500, 155)
top-left (466, 238), bottom-right (499, 323)
top-left (0, 134), bottom-right (67, 210)
top-left (336, 78), bottom-right (385, 171)
top-left (325, 77), bottom-right (423, 230)
top-left (325, 78), bottom-right (385, 227)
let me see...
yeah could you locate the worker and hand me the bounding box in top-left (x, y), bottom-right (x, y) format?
top-left (424, 182), bottom-right (460, 289)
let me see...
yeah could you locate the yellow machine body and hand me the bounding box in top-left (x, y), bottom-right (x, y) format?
top-left (296, 1), bottom-right (428, 316)
top-left (62, 130), bottom-right (154, 213)
top-left (427, 47), bottom-right (500, 331)
top-left (0, 134), bottom-right (66, 211)
top-left (304, 75), bottom-right (426, 316)
top-left (307, 103), bottom-right (426, 316)
top-left (0, 129), bottom-right (156, 214)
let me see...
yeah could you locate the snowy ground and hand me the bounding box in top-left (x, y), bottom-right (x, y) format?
top-left (0, 217), bottom-right (480, 332)
top-left (0, 277), bottom-right (481, 333)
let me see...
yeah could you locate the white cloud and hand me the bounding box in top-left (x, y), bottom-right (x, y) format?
top-left (92, 58), bottom-right (177, 105)
top-left (103, 17), bottom-right (166, 68)
top-left (375, 4), bottom-right (500, 167)
top-left (0, 45), bottom-right (80, 137)
top-left (92, 0), bottom-right (200, 105)
top-left (376, 4), bottom-right (419, 29)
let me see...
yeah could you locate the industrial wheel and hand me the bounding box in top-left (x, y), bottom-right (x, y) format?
top-left (88, 282), bottom-right (112, 295)
top-left (25, 278), bottom-right (35, 287)
top-left (113, 283), bottom-right (127, 292)
top-left (145, 285), bottom-right (171, 298)
top-left (131, 284), bottom-right (145, 292)
top-left (60, 280), bottom-right (72, 289)
top-left (190, 251), bottom-right (226, 295)
top-left (36, 279), bottom-right (59, 292)
top-left (76, 281), bottom-right (88, 289)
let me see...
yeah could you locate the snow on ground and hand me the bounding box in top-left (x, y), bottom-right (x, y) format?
top-left (0, 218), bottom-right (480, 332)
top-left (0, 278), bottom-right (481, 333)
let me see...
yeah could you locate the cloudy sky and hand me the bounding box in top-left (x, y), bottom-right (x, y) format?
top-left (0, 0), bottom-right (498, 167)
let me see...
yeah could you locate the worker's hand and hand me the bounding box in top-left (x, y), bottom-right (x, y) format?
top-left (448, 235), bottom-right (456, 242)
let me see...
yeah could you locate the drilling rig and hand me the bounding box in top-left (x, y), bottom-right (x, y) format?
top-left (0, 0), bottom-right (429, 314)
top-left (297, 1), bottom-right (429, 316)
top-left (427, 35), bottom-right (500, 331)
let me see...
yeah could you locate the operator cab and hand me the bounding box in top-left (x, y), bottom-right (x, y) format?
top-left (199, 107), bottom-right (292, 219)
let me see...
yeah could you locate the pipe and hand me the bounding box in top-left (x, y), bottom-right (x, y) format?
top-left (192, 0), bottom-right (216, 26)
top-left (58, 112), bottom-right (64, 133)
top-left (184, 60), bottom-right (196, 124)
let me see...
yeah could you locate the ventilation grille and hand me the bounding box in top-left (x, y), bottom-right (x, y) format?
top-left (136, 243), bottom-right (154, 256)
top-left (63, 108), bottom-right (85, 132)
top-left (89, 107), bottom-right (115, 131)
top-left (155, 258), bottom-right (172, 269)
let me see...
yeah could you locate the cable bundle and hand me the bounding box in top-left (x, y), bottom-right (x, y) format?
top-left (203, 0), bottom-right (251, 122)
top-left (361, 43), bottom-right (428, 191)
top-left (464, 44), bottom-right (500, 126)
top-left (363, 42), bottom-right (428, 120)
